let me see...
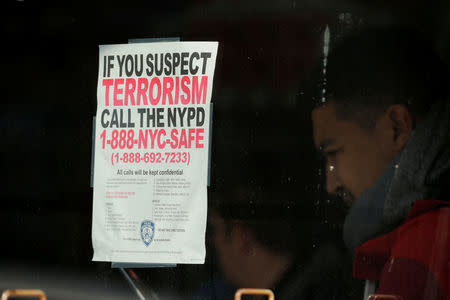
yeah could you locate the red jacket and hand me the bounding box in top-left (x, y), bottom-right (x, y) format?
top-left (353, 200), bottom-right (450, 300)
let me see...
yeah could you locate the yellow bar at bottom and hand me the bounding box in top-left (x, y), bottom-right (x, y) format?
top-left (235, 288), bottom-right (275, 300)
top-left (1, 289), bottom-right (47, 300)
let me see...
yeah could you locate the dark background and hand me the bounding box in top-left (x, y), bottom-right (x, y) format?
top-left (3, 0), bottom-right (450, 298)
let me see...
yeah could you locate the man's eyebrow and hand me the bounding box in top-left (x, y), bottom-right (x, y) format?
top-left (319, 138), bottom-right (336, 151)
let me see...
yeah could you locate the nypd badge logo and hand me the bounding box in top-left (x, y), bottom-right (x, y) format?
top-left (140, 220), bottom-right (155, 247)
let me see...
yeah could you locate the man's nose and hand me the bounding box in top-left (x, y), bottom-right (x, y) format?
top-left (325, 163), bottom-right (341, 195)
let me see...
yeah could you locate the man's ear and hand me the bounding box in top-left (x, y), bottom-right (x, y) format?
top-left (386, 104), bottom-right (413, 151)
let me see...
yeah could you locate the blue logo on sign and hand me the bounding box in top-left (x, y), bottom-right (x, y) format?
top-left (140, 220), bottom-right (155, 247)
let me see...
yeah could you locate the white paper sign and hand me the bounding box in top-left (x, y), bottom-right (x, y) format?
top-left (92, 42), bottom-right (218, 264)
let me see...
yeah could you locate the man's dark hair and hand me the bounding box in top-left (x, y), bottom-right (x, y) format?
top-left (314, 26), bottom-right (450, 129)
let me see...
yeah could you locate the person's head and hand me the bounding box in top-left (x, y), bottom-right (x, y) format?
top-left (311, 26), bottom-right (449, 205)
top-left (209, 107), bottom-right (318, 287)
top-left (210, 190), bottom-right (299, 288)
top-left (209, 175), bottom-right (316, 288)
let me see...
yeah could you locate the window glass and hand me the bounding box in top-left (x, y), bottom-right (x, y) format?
top-left (3, 1), bottom-right (450, 299)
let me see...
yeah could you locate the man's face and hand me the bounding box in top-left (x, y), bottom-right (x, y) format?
top-left (312, 101), bottom-right (397, 205)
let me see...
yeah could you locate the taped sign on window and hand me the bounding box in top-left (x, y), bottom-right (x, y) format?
top-left (92, 41), bottom-right (218, 264)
